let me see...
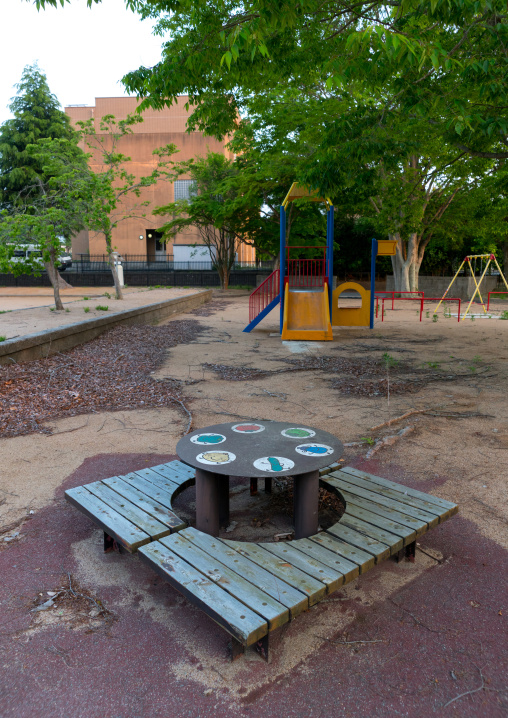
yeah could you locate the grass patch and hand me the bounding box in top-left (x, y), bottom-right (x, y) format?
top-left (95, 305), bottom-right (109, 311)
top-left (84, 307), bottom-right (90, 313)
top-left (0, 336), bottom-right (6, 342)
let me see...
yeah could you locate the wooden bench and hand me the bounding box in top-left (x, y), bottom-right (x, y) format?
top-left (136, 465), bottom-right (458, 660)
top-left (65, 460), bottom-right (195, 553)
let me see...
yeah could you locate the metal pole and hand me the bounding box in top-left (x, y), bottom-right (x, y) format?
top-left (463, 258), bottom-right (491, 319)
top-left (434, 258), bottom-right (466, 315)
top-left (280, 205), bottom-right (286, 334)
top-left (328, 206), bottom-right (334, 314)
top-left (195, 468), bottom-right (220, 537)
top-left (293, 469), bottom-right (319, 539)
top-left (370, 238), bottom-right (377, 329)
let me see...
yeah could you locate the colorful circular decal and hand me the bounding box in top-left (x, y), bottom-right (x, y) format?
top-left (281, 427), bottom-right (316, 439)
top-left (253, 456), bottom-right (295, 473)
top-left (295, 443), bottom-right (334, 457)
top-left (190, 433), bottom-right (226, 446)
top-left (196, 451), bottom-right (236, 466)
top-left (232, 423), bottom-right (265, 434)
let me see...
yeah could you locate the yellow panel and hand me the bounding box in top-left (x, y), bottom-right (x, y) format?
top-left (377, 240), bottom-right (397, 256)
top-left (332, 282), bottom-right (371, 327)
top-left (281, 284), bottom-right (333, 341)
top-left (282, 182), bottom-right (332, 209)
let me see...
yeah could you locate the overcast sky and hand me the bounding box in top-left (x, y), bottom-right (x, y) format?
top-left (1, 0), bottom-right (165, 124)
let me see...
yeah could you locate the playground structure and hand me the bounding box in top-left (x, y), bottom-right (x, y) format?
top-left (434, 253), bottom-right (508, 320)
top-left (332, 282), bottom-right (371, 327)
top-left (244, 191), bottom-right (508, 335)
top-left (244, 184), bottom-right (386, 338)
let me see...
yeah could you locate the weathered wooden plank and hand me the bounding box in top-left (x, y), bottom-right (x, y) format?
top-left (342, 504), bottom-right (416, 545)
top-left (152, 461), bottom-right (196, 486)
top-left (166, 459), bottom-right (196, 477)
top-left (65, 486), bottom-right (150, 552)
top-left (327, 480), bottom-right (428, 537)
top-left (139, 542), bottom-right (267, 646)
top-left (131, 467), bottom-right (181, 492)
top-left (340, 466), bottom-right (458, 515)
top-left (332, 470), bottom-right (448, 520)
top-left (262, 542), bottom-right (344, 594)
top-left (338, 512), bottom-right (404, 554)
top-left (102, 477), bottom-right (186, 532)
top-left (86, 481), bottom-right (170, 539)
top-left (327, 474), bottom-right (439, 528)
top-left (319, 462), bottom-right (342, 477)
top-left (309, 532), bottom-right (376, 573)
top-left (180, 528), bottom-right (308, 617)
top-left (293, 538), bottom-right (359, 583)
top-left (227, 541), bottom-right (327, 606)
top-left (118, 472), bottom-right (178, 509)
top-left (160, 534), bottom-right (289, 630)
top-left (326, 523), bottom-right (391, 563)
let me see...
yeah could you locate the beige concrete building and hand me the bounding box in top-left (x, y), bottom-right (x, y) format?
top-left (66, 97), bottom-right (255, 264)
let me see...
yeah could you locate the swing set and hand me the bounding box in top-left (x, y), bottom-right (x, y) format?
top-left (434, 254), bottom-right (508, 320)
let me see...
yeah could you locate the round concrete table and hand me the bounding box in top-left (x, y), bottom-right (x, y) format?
top-left (176, 421), bottom-right (344, 540)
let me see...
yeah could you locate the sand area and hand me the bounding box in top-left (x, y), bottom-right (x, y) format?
top-left (0, 291), bottom-right (507, 717)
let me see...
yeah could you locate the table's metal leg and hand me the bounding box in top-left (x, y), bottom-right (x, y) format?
top-left (250, 478), bottom-right (258, 496)
top-left (264, 478), bottom-right (272, 494)
top-left (219, 476), bottom-right (230, 528)
top-left (195, 468), bottom-right (220, 536)
top-left (293, 469), bottom-right (319, 539)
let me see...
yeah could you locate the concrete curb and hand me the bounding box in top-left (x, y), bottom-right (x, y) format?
top-left (0, 289), bottom-right (212, 365)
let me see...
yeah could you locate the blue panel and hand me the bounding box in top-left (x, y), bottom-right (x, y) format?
top-left (280, 206), bottom-right (286, 333)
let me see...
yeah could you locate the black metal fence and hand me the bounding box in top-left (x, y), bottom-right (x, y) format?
top-left (0, 270), bottom-right (268, 289)
top-left (73, 255), bottom-right (275, 273)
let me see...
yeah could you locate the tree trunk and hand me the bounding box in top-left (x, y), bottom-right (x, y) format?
top-left (504, 240), bottom-right (508, 275)
top-left (390, 233), bottom-right (418, 293)
top-left (44, 245), bottom-right (70, 310)
top-left (45, 260), bottom-right (64, 310)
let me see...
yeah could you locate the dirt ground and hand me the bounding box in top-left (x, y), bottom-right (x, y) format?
top-left (0, 292), bottom-right (507, 717)
top-left (0, 286), bottom-right (198, 338)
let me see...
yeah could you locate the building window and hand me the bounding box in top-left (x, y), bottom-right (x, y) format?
top-left (174, 179), bottom-right (196, 201)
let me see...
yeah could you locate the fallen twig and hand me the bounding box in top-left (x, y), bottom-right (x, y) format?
top-left (316, 635), bottom-right (388, 646)
top-left (174, 399), bottom-right (193, 435)
top-left (366, 425), bottom-right (415, 459)
top-left (370, 409), bottom-right (425, 431)
top-left (444, 667), bottom-right (485, 708)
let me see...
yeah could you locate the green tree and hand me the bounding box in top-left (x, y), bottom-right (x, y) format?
top-left (77, 114), bottom-right (176, 299)
top-left (0, 64), bottom-right (78, 213)
top-left (154, 152), bottom-right (255, 290)
top-left (0, 138), bottom-right (94, 309)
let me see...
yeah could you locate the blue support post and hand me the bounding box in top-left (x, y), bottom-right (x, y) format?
top-left (279, 205), bottom-right (286, 334)
top-left (327, 206), bottom-right (334, 314)
top-left (370, 238), bottom-right (378, 329)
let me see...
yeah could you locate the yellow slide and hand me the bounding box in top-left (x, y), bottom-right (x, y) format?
top-left (281, 283), bottom-right (333, 341)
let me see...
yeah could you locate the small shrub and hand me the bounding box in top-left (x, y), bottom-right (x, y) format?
top-left (103, 292), bottom-right (111, 299)
top-left (382, 352), bottom-right (398, 369)
top-left (83, 296), bottom-right (89, 301)
top-left (50, 307), bottom-right (55, 312)
top-left (360, 437), bottom-right (375, 446)
top-left (84, 307), bottom-right (90, 313)
top-left (500, 310), bottom-right (508, 320)
top-left (0, 336), bottom-right (6, 342)
top-left (96, 305), bottom-right (109, 311)
top-left (432, 314), bottom-right (438, 322)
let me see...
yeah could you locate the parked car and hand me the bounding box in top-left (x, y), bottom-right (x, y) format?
top-left (9, 245), bottom-right (72, 271)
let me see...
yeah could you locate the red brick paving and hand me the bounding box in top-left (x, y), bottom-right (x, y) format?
top-left (0, 454), bottom-right (506, 717)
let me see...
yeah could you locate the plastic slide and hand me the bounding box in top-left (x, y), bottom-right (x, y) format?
top-left (281, 283), bottom-right (333, 341)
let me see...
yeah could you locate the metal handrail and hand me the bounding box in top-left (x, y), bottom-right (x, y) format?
top-left (249, 270), bottom-right (280, 322)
